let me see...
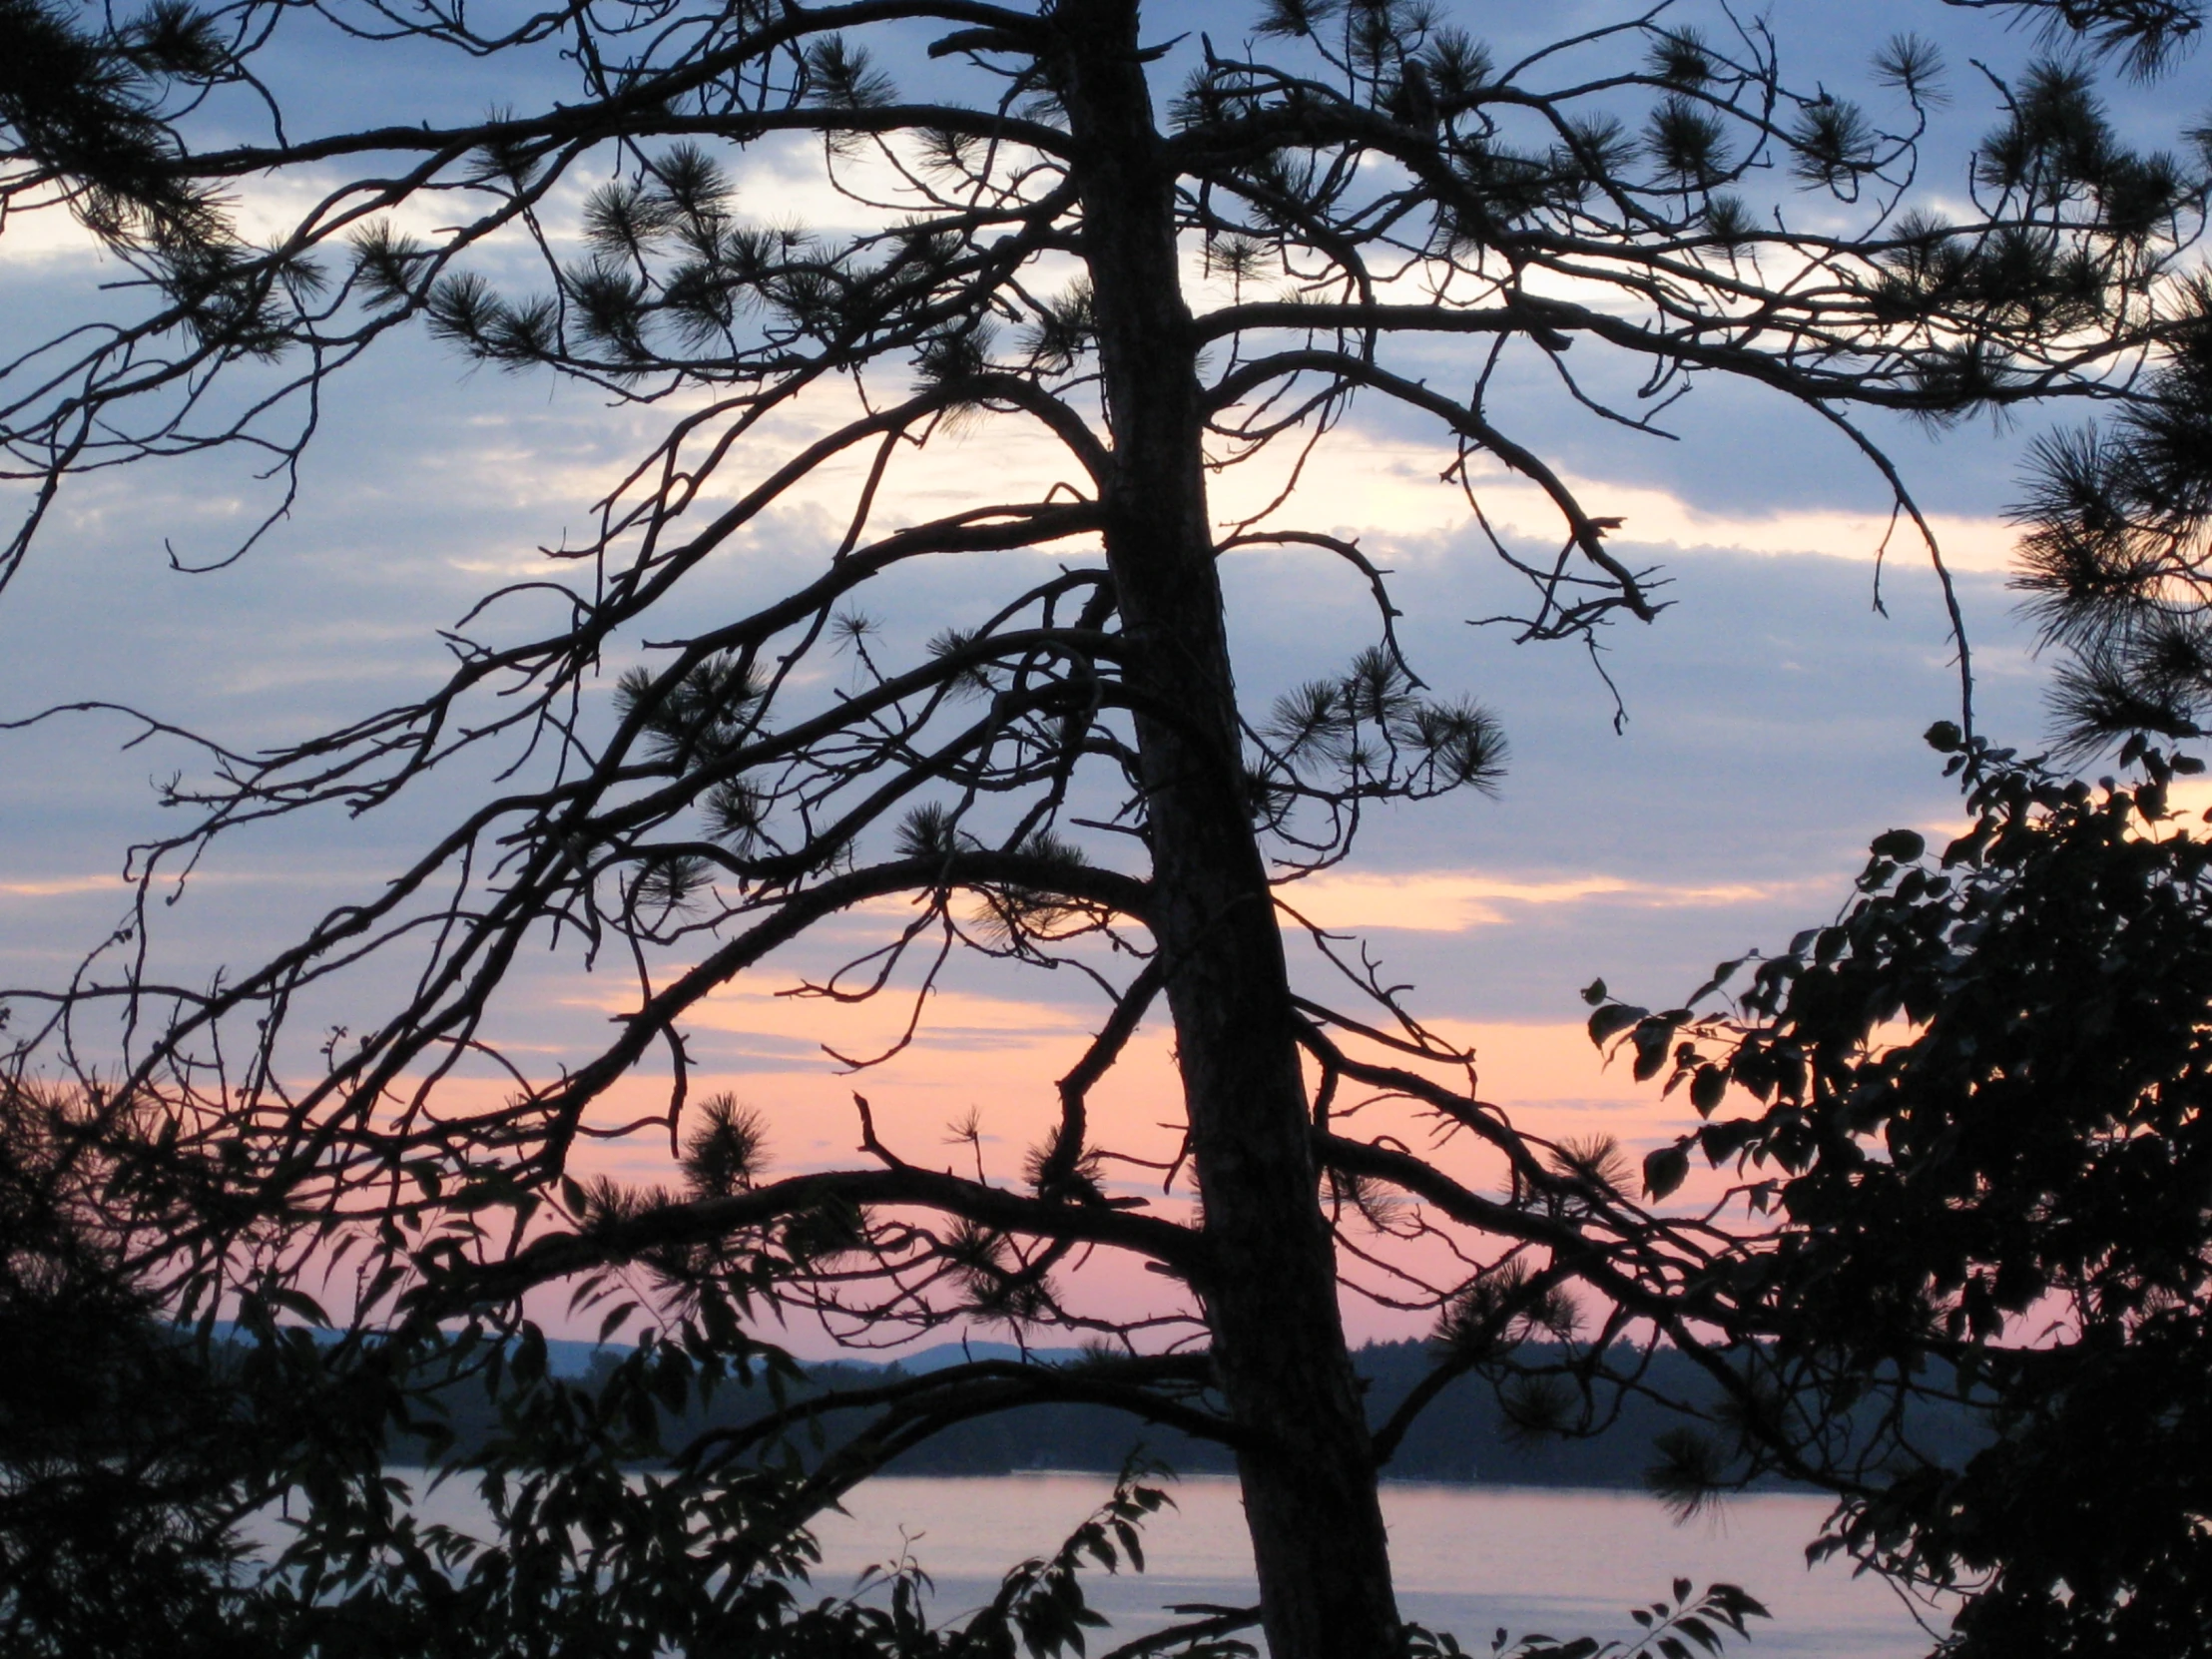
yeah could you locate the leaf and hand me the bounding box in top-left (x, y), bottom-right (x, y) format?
top-left (652, 1352), bottom-right (690, 1413)
top-left (1688, 1065), bottom-right (1727, 1117)
top-left (1698, 1118), bottom-right (1763, 1166)
top-left (266, 1285), bottom-right (332, 1328)
top-left (1869, 829), bottom-right (1925, 861)
top-left (1588, 1002), bottom-right (1648, 1046)
top-left (1630, 1017), bottom-right (1679, 1082)
top-left (597, 1301), bottom-right (638, 1345)
top-left (1706, 1584), bottom-right (1769, 1624)
top-left (512, 1325), bottom-right (547, 1385)
top-left (1674, 1615), bottom-right (1721, 1653)
top-left (1684, 955), bottom-right (1748, 1005)
top-left (1644, 1143), bottom-right (1690, 1200)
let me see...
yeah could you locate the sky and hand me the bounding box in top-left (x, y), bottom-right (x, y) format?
top-left (1, 0), bottom-right (2203, 1353)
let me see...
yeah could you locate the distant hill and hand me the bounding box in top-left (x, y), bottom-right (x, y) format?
top-left (801, 1341), bottom-right (1802, 1488)
top-left (203, 1326), bottom-right (1980, 1491)
top-left (538, 1336), bottom-right (1080, 1379)
top-left (411, 1337), bottom-right (1986, 1491)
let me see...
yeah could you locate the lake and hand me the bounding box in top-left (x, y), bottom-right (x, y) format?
top-left (351, 1471), bottom-right (1938, 1656)
top-left (809, 1475), bottom-right (1935, 1656)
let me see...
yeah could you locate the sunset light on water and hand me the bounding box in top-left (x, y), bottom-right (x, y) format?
top-left (6, 2), bottom-right (2209, 1655)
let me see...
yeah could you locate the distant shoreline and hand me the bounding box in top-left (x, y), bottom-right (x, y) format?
top-left (210, 1329), bottom-right (1976, 1493)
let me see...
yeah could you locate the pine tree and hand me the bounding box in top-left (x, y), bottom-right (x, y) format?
top-left (3, 3), bottom-right (2205, 1654)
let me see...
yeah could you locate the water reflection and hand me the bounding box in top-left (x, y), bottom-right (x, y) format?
top-left (813, 1475), bottom-right (1931, 1658)
top-left (266, 1471), bottom-right (1936, 1657)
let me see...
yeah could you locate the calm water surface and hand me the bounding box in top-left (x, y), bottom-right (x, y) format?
top-left (352, 1472), bottom-right (1935, 1656)
top-left (808, 1475), bottom-right (1934, 1657)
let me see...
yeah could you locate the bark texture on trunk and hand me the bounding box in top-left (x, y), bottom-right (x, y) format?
top-left (1053, 7), bottom-right (1402, 1656)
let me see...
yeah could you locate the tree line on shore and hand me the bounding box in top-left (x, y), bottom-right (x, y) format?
top-left (4, 0), bottom-right (2211, 1654)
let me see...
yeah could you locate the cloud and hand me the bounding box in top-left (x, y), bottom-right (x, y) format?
top-left (1274, 867), bottom-right (1818, 933)
top-left (598, 978), bottom-right (1097, 1056)
top-left (636, 375), bottom-right (2021, 576)
top-left (1205, 419), bottom-right (2020, 570)
top-left (0, 874), bottom-right (125, 897)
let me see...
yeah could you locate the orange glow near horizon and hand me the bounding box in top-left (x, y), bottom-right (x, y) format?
top-left (504, 969), bottom-right (1713, 1357)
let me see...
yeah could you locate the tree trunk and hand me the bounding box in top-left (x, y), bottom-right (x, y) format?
top-left (1054, 7), bottom-right (1402, 1656)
